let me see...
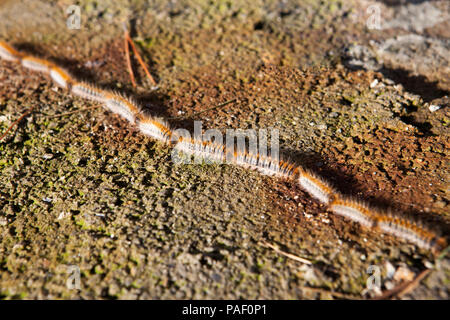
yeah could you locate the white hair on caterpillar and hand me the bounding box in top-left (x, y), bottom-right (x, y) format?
top-left (21, 56), bottom-right (53, 73)
top-left (71, 82), bottom-right (107, 103)
top-left (298, 169), bottom-right (335, 204)
top-left (137, 115), bottom-right (173, 143)
top-left (49, 66), bottom-right (73, 89)
top-left (104, 92), bottom-right (140, 124)
top-left (0, 41), bottom-right (23, 61)
top-left (376, 214), bottom-right (443, 252)
top-left (329, 197), bottom-right (376, 228)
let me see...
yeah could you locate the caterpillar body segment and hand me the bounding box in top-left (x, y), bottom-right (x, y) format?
top-left (0, 41), bottom-right (23, 61)
top-left (298, 169), bottom-right (336, 205)
top-left (329, 197), bottom-right (377, 228)
top-left (376, 214), bottom-right (446, 253)
top-left (49, 66), bottom-right (73, 89)
top-left (0, 42), bottom-right (73, 89)
top-left (195, 140), bottom-right (226, 163)
top-left (21, 55), bottom-right (55, 73)
top-left (104, 92), bottom-right (140, 124)
top-left (242, 152), bottom-right (297, 179)
top-left (173, 136), bottom-right (195, 154)
top-left (71, 82), bottom-right (107, 103)
top-left (232, 148), bottom-right (249, 168)
top-left (256, 158), bottom-right (298, 179)
top-left (137, 116), bottom-right (173, 143)
top-left (241, 151), bottom-right (259, 169)
top-left (174, 136), bottom-right (225, 163)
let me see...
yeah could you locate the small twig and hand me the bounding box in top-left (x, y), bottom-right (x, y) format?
top-left (259, 240), bottom-right (312, 265)
top-left (123, 23), bottom-right (137, 88)
top-left (169, 99), bottom-right (237, 120)
top-left (45, 105), bottom-right (102, 119)
top-left (396, 269), bottom-right (432, 298)
top-left (0, 106), bottom-right (35, 142)
top-left (126, 35), bottom-right (157, 86)
top-left (372, 268), bottom-right (432, 300)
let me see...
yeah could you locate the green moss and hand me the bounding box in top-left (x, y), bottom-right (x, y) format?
top-left (75, 219), bottom-right (89, 230)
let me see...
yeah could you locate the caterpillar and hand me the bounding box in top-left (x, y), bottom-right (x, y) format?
top-left (0, 40), bottom-right (447, 254)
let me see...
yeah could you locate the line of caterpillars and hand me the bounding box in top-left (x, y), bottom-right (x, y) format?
top-left (0, 41), bottom-right (447, 254)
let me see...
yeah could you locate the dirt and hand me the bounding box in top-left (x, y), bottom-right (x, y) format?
top-left (0, 0), bottom-right (449, 299)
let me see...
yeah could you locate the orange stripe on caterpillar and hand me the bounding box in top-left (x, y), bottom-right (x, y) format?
top-left (298, 169), bottom-right (336, 204)
top-left (376, 214), bottom-right (446, 253)
top-left (329, 197), bottom-right (376, 228)
top-left (222, 146), bottom-right (298, 178)
top-left (104, 92), bottom-right (140, 124)
top-left (231, 149), bottom-right (262, 169)
top-left (195, 140), bottom-right (225, 163)
top-left (21, 55), bottom-right (54, 73)
top-left (235, 150), bottom-right (258, 168)
top-left (255, 157), bottom-right (298, 179)
top-left (137, 115), bottom-right (173, 143)
top-left (230, 148), bottom-right (250, 168)
top-left (242, 152), bottom-right (297, 178)
top-left (71, 82), bottom-right (106, 103)
top-left (49, 66), bottom-right (73, 89)
top-left (0, 41), bottom-right (23, 61)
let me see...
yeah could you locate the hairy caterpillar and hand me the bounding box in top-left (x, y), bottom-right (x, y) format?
top-left (0, 40), bottom-right (446, 254)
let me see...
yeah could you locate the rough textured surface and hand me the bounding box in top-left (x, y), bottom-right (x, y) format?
top-left (0, 0), bottom-right (449, 299)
